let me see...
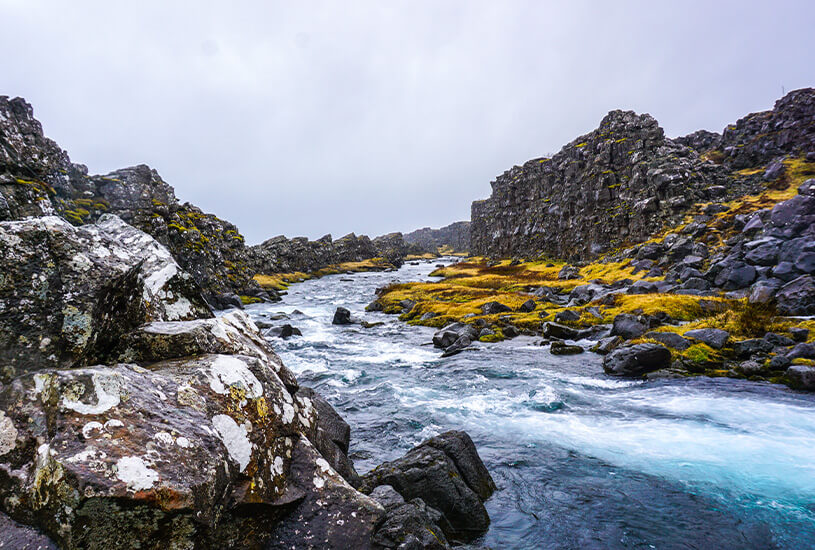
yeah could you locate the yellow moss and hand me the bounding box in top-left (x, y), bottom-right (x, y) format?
top-left (603, 294), bottom-right (727, 323)
top-left (404, 253), bottom-right (438, 260)
top-left (239, 295), bottom-right (262, 305)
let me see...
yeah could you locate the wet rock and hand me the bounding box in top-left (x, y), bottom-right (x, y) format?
top-left (542, 322), bottom-right (580, 340)
top-left (799, 178), bottom-right (815, 196)
top-left (610, 314), bottom-right (648, 340)
top-left (684, 328), bottom-right (730, 349)
top-left (360, 431), bottom-right (494, 543)
top-left (441, 335), bottom-right (473, 358)
top-left (478, 328), bottom-right (495, 339)
top-left (206, 292), bottom-right (244, 310)
top-left (502, 325), bottom-right (520, 338)
top-left (372, 496), bottom-right (449, 550)
top-left (265, 324), bottom-right (303, 339)
top-left (590, 336), bottom-right (622, 355)
top-left (420, 312), bottom-right (439, 321)
top-left (786, 365), bottom-right (815, 391)
top-left (644, 331), bottom-right (692, 350)
top-left (603, 343), bottom-right (672, 376)
top-left (481, 301), bottom-right (512, 315)
top-left (433, 323), bottom-right (477, 349)
top-left (776, 275), bottom-right (815, 315)
top-left (332, 307), bottom-right (353, 325)
top-left (550, 341), bottom-right (584, 355)
top-left (517, 299), bottom-right (537, 313)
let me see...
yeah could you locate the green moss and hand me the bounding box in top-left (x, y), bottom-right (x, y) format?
top-left (239, 295), bottom-right (262, 305)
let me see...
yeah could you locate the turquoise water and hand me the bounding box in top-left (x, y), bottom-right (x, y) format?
top-left (248, 260), bottom-right (815, 549)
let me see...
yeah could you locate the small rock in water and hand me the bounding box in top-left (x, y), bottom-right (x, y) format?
top-left (603, 343), bottom-right (671, 376)
top-left (333, 306), bottom-right (353, 325)
top-left (550, 341), bottom-right (584, 355)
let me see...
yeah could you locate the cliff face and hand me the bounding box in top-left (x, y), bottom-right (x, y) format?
top-left (249, 232), bottom-right (383, 274)
top-left (470, 88), bottom-right (815, 261)
top-left (404, 221), bottom-right (470, 253)
top-left (0, 96), bottom-right (263, 307)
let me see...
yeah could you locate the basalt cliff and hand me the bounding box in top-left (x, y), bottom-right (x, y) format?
top-left (470, 88), bottom-right (814, 261)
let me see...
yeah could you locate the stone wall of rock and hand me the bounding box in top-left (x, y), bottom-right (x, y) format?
top-left (404, 221), bottom-right (470, 253)
top-left (0, 96), bottom-right (264, 309)
top-left (470, 88), bottom-right (815, 261)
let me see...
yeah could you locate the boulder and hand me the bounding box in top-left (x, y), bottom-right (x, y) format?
top-left (265, 323), bottom-right (303, 339)
top-left (542, 322), bottom-right (580, 340)
top-left (441, 335), bottom-right (472, 358)
top-left (737, 360), bottom-right (766, 376)
top-left (790, 327), bottom-right (810, 342)
top-left (332, 306), bottom-right (353, 325)
top-left (776, 275), bottom-right (815, 315)
top-left (481, 301), bottom-right (512, 315)
top-left (558, 265), bottom-right (580, 280)
top-left (684, 328), bottom-right (730, 349)
top-left (517, 299), bottom-right (537, 313)
top-left (610, 313), bottom-right (648, 340)
top-left (765, 332), bottom-right (795, 346)
top-left (787, 343), bottom-right (815, 360)
top-left (733, 338), bottom-right (774, 358)
top-left (786, 365), bottom-right (815, 391)
top-left (590, 336), bottom-right (622, 355)
top-left (359, 431), bottom-right (494, 543)
top-left (603, 343), bottom-right (672, 376)
top-left (554, 309), bottom-right (581, 323)
top-left (433, 323), bottom-right (477, 349)
top-left (0, 215), bottom-right (212, 384)
top-left (369, 486), bottom-right (449, 550)
top-left (644, 331), bottom-right (692, 350)
top-left (550, 341), bottom-right (584, 355)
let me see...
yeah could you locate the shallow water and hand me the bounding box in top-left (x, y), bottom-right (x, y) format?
top-left (246, 259), bottom-right (815, 549)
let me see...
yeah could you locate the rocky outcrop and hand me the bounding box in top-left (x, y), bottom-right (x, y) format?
top-left (404, 222), bottom-right (470, 253)
top-left (470, 89), bottom-right (815, 261)
top-left (360, 431), bottom-right (496, 544)
top-left (248, 231), bottom-right (419, 274)
top-left (0, 96), bottom-right (263, 308)
top-left (0, 212), bottom-right (492, 548)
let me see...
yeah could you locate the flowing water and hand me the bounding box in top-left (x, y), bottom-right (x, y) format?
top-left (246, 259), bottom-right (815, 549)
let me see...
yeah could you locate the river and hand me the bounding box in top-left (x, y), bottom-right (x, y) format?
top-left (245, 259), bottom-right (815, 549)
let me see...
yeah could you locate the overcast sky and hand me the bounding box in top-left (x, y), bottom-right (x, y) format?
top-left (1, 1), bottom-right (813, 243)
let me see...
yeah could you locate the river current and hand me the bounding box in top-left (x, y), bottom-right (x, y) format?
top-left (246, 259), bottom-right (815, 549)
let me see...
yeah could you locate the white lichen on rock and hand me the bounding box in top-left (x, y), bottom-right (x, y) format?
top-left (61, 372), bottom-right (122, 415)
top-left (115, 456), bottom-right (159, 491)
top-left (205, 355), bottom-right (263, 399)
top-left (212, 414), bottom-right (252, 471)
top-left (0, 411), bottom-right (18, 456)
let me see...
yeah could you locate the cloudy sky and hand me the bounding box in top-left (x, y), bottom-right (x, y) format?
top-left (2, 1), bottom-right (813, 243)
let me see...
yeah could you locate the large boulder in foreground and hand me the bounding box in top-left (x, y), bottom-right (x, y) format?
top-left (603, 343), bottom-right (672, 376)
top-left (0, 215), bottom-right (211, 383)
top-left (359, 431), bottom-right (495, 543)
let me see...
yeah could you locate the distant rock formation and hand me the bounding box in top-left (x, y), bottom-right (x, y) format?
top-left (404, 221), bottom-right (470, 253)
top-left (470, 88), bottom-right (815, 261)
top-left (0, 96), bottom-right (265, 308)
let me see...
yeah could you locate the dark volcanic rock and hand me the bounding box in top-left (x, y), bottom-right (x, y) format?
top-left (433, 323), bottom-right (478, 349)
top-left (332, 307), bottom-right (353, 325)
top-left (550, 341), bottom-right (584, 355)
top-left (776, 275), bottom-right (815, 315)
top-left (611, 313), bottom-right (648, 340)
top-left (603, 343), bottom-right (672, 376)
top-left (360, 431), bottom-right (494, 542)
top-left (684, 328), bottom-right (730, 349)
top-left (787, 365), bottom-right (815, 391)
top-left (644, 331), bottom-right (692, 350)
top-left (470, 109), bottom-right (738, 261)
top-left (543, 322), bottom-right (581, 340)
top-left (481, 301), bottom-right (512, 315)
top-left (404, 221), bottom-right (471, 254)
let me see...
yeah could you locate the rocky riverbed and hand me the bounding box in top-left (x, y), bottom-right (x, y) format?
top-left (250, 259), bottom-right (815, 549)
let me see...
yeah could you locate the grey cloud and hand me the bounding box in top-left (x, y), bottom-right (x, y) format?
top-left (1, 0), bottom-right (813, 243)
